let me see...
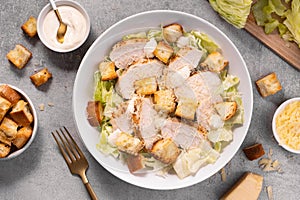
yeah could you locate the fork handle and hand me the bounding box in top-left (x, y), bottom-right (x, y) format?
top-left (84, 182), bottom-right (98, 200)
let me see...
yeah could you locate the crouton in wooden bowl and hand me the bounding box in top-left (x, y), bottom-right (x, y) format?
top-left (0, 84), bottom-right (38, 160)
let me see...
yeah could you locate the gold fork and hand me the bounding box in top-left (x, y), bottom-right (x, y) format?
top-left (52, 127), bottom-right (98, 200)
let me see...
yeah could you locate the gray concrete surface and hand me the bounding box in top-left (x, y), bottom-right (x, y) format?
top-left (0, 0), bottom-right (299, 199)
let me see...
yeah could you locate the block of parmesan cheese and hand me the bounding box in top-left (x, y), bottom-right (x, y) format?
top-left (220, 172), bottom-right (263, 200)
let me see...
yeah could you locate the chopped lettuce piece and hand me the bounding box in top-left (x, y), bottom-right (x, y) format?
top-left (220, 71), bottom-right (244, 126)
top-left (283, 0), bottom-right (300, 47)
top-left (253, 0), bottom-right (300, 48)
top-left (122, 32), bottom-right (147, 40)
top-left (96, 122), bottom-right (119, 158)
top-left (264, 19), bottom-right (280, 34)
top-left (143, 156), bottom-right (168, 171)
top-left (253, 0), bottom-right (272, 26)
top-left (208, 126), bottom-right (233, 143)
top-left (147, 29), bottom-right (163, 41)
top-left (268, 0), bottom-right (288, 16)
top-left (173, 141), bottom-right (220, 179)
top-left (191, 31), bottom-right (219, 53)
top-left (222, 74), bottom-right (240, 91)
top-left (93, 71), bottom-right (123, 117)
top-left (209, 0), bottom-right (253, 28)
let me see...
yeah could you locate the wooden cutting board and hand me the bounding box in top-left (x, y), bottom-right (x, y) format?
top-left (244, 11), bottom-right (300, 70)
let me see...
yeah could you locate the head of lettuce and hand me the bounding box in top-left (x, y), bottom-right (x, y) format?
top-left (209, 0), bottom-right (253, 29)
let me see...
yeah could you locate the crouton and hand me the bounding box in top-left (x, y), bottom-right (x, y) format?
top-left (153, 41), bottom-right (174, 63)
top-left (0, 96), bottom-right (12, 122)
top-left (127, 154), bottom-right (145, 173)
top-left (200, 51), bottom-right (228, 72)
top-left (0, 142), bottom-right (11, 158)
top-left (86, 101), bottom-right (103, 127)
top-left (9, 100), bottom-right (33, 126)
top-left (175, 99), bottom-right (198, 120)
top-left (256, 72), bottom-right (282, 97)
top-left (6, 44), bottom-right (32, 69)
top-left (214, 101), bottom-right (237, 121)
top-left (115, 132), bottom-right (144, 155)
top-left (0, 84), bottom-right (21, 105)
top-left (0, 130), bottom-right (11, 146)
top-left (0, 117), bottom-right (18, 140)
top-left (153, 89), bottom-right (176, 113)
top-left (99, 61), bottom-right (118, 81)
top-left (30, 68), bottom-right (52, 87)
top-left (243, 143), bottom-right (265, 161)
top-left (21, 16), bottom-right (37, 38)
top-left (151, 138), bottom-right (180, 164)
top-left (163, 23), bottom-right (184, 43)
top-left (134, 77), bottom-right (157, 95)
top-left (12, 126), bottom-right (33, 149)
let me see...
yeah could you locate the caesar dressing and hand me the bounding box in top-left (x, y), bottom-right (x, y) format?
top-left (43, 5), bottom-right (87, 50)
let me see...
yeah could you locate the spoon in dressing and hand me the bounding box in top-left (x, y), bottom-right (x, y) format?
top-left (49, 0), bottom-right (67, 43)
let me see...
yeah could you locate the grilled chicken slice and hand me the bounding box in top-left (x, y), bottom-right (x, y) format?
top-left (161, 118), bottom-right (205, 149)
top-left (187, 72), bottom-right (223, 130)
top-left (133, 97), bottom-right (164, 150)
top-left (174, 72), bottom-right (223, 130)
top-left (165, 47), bottom-right (203, 88)
top-left (111, 101), bottom-right (133, 134)
top-left (168, 46), bottom-right (203, 71)
top-left (109, 38), bottom-right (149, 69)
top-left (116, 59), bottom-right (165, 99)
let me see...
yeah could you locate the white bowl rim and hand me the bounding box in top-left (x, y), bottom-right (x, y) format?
top-left (72, 9), bottom-right (253, 190)
top-left (0, 84), bottom-right (38, 161)
top-left (37, 0), bottom-right (91, 53)
top-left (272, 97), bottom-right (300, 154)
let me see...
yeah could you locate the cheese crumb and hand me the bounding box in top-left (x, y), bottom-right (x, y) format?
top-left (39, 103), bottom-right (45, 111)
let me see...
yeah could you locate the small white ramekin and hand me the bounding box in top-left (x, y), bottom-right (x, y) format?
top-left (37, 0), bottom-right (90, 53)
top-left (272, 97), bottom-right (300, 154)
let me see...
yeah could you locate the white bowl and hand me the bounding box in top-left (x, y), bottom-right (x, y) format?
top-left (37, 0), bottom-right (90, 53)
top-left (272, 97), bottom-right (300, 154)
top-left (72, 10), bottom-right (253, 190)
top-left (0, 84), bottom-right (38, 160)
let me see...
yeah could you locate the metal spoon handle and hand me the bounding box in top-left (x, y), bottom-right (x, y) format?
top-left (49, 0), bottom-right (57, 10)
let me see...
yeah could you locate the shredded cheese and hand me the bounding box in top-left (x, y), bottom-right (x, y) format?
top-left (275, 101), bottom-right (300, 150)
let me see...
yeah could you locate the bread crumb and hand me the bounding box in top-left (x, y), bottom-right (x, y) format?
top-left (220, 167), bottom-right (227, 182)
top-left (266, 186), bottom-right (274, 200)
top-left (48, 102), bottom-right (54, 107)
top-left (39, 104), bottom-right (45, 111)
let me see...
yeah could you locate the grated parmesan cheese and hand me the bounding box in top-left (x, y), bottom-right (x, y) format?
top-left (275, 101), bottom-right (300, 150)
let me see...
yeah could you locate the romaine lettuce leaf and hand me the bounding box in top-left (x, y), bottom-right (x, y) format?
top-left (122, 32), bottom-right (147, 40)
top-left (283, 0), bottom-right (300, 47)
top-left (93, 71), bottom-right (123, 118)
top-left (96, 121), bottom-right (119, 158)
top-left (191, 31), bottom-right (219, 53)
top-left (173, 141), bottom-right (220, 179)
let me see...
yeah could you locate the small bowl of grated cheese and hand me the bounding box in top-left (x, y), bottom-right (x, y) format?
top-left (272, 97), bottom-right (300, 154)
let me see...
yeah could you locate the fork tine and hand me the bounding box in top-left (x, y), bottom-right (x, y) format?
top-left (63, 126), bottom-right (86, 159)
top-left (51, 131), bottom-right (72, 165)
top-left (60, 127), bottom-right (80, 160)
top-left (56, 129), bottom-right (77, 162)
